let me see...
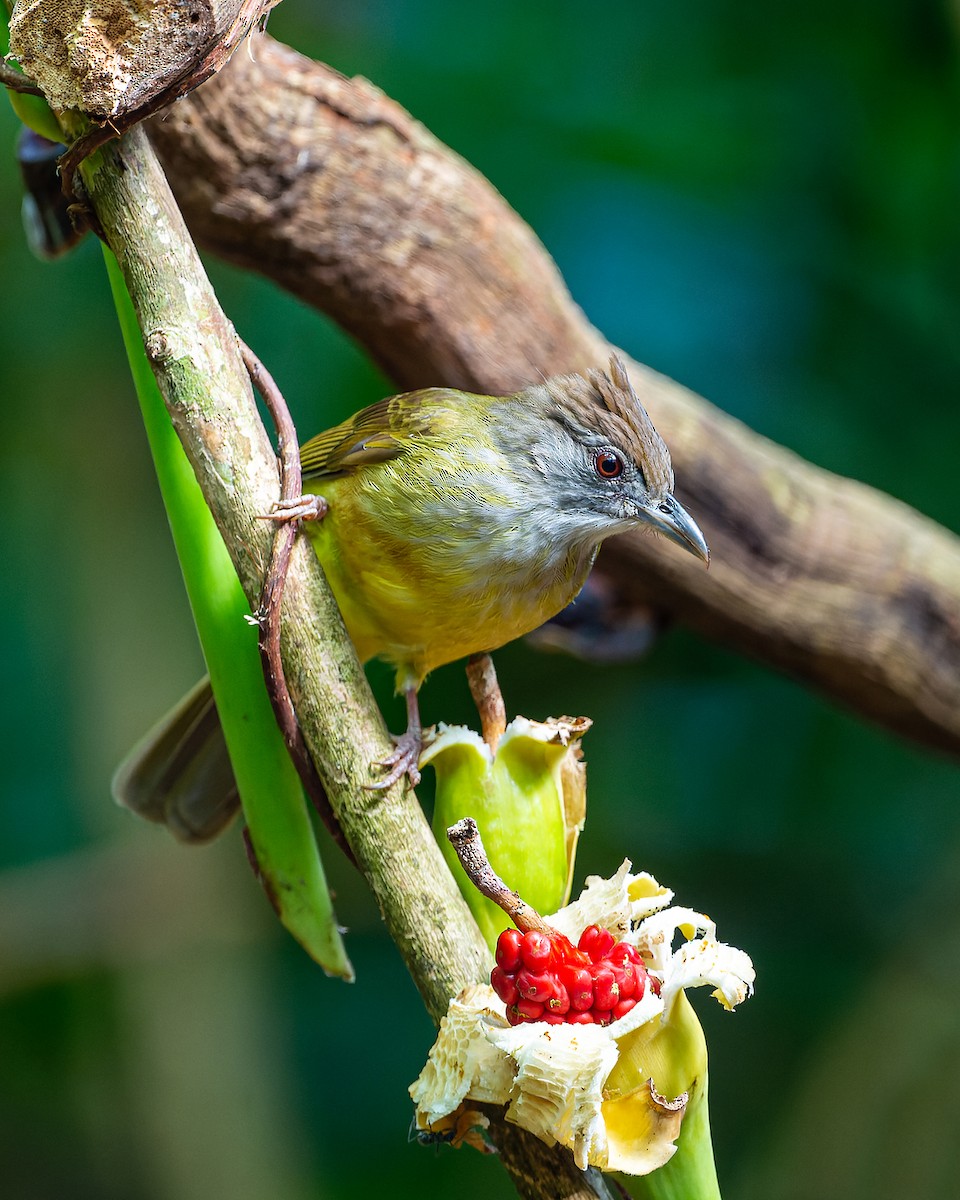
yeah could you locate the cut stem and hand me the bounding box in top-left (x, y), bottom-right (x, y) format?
top-left (446, 818), bottom-right (553, 937)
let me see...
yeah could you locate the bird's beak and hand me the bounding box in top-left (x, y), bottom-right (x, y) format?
top-left (642, 494), bottom-right (710, 565)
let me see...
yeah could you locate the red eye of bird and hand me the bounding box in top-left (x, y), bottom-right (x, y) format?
top-left (594, 450), bottom-right (624, 479)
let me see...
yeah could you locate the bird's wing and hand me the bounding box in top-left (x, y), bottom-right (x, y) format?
top-left (299, 389), bottom-right (456, 480)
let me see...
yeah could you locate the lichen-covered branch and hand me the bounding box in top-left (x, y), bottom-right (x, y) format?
top-left (79, 124), bottom-right (606, 1200)
top-left (146, 32), bottom-right (960, 758)
top-left (81, 123), bottom-right (489, 1013)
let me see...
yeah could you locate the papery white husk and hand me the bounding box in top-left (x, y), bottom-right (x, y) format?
top-left (410, 861), bottom-right (754, 1174)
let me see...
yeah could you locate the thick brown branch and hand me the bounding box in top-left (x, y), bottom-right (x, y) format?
top-left (146, 33), bottom-right (960, 758)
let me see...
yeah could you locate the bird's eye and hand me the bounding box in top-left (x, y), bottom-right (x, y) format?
top-left (594, 450), bottom-right (624, 480)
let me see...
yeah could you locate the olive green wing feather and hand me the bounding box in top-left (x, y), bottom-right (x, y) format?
top-left (299, 389), bottom-right (457, 481)
top-left (112, 677), bottom-right (239, 844)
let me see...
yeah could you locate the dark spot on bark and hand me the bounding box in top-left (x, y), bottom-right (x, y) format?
top-left (897, 582), bottom-right (960, 668)
top-left (684, 470), bottom-right (789, 574)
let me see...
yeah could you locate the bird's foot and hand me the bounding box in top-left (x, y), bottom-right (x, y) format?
top-left (259, 494), bottom-right (329, 523)
top-left (366, 730), bottom-right (423, 790)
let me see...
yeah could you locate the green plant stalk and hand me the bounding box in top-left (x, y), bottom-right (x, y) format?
top-left (425, 724), bottom-right (572, 952)
top-left (1, 16), bottom-right (63, 140)
top-left (6, 82), bottom-right (64, 141)
top-left (104, 246), bottom-right (352, 980)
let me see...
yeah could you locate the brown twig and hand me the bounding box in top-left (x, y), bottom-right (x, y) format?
top-left (446, 818), bottom-right (553, 936)
top-left (238, 338), bottom-right (354, 865)
top-left (0, 62), bottom-right (43, 94)
top-left (466, 654), bottom-right (507, 751)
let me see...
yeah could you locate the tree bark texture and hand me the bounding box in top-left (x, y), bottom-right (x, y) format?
top-left (84, 122), bottom-right (491, 1018)
top-left (146, 33), bottom-right (960, 758)
top-left (79, 121), bottom-right (606, 1200)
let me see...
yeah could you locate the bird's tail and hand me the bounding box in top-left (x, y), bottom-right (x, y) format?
top-left (112, 677), bottom-right (240, 843)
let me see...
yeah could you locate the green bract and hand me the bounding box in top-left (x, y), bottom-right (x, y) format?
top-left (423, 716), bottom-right (588, 951)
top-left (105, 249), bottom-right (352, 980)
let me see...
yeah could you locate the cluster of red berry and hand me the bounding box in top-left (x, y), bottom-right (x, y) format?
top-left (491, 924), bottom-right (660, 1027)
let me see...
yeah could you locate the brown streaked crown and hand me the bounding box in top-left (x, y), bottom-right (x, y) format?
top-left (544, 355), bottom-right (674, 497)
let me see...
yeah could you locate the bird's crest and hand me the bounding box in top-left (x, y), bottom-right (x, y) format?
top-left (544, 355), bottom-right (674, 496)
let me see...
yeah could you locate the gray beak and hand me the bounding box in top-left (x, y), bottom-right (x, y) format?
top-left (643, 494), bottom-right (710, 564)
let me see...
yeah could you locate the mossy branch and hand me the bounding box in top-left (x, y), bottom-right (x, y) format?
top-left (79, 125), bottom-right (612, 1200)
top-left (80, 124), bottom-right (485, 1017)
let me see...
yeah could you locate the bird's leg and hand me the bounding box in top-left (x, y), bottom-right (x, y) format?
top-left (259, 494), bottom-right (329, 523)
top-left (368, 686), bottom-right (423, 790)
top-left (466, 653), bottom-right (506, 751)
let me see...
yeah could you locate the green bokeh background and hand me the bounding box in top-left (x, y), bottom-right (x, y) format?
top-left (2, 3), bottom-right (959, 1197)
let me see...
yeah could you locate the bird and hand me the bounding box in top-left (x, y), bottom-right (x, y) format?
top-left (114, 355), bottom-right (708, 842)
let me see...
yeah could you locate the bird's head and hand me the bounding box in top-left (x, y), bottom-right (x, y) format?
top-left (506, 356), bottom-right (709, 564)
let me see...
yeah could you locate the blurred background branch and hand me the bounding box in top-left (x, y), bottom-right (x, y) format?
top-left (146, 32), bottom-right (960, 759)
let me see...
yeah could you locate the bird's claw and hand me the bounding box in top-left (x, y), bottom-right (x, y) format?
top-left (258, 494), bottom-right (329, 523)
top-left (366, 730), bottom-right (423, 790)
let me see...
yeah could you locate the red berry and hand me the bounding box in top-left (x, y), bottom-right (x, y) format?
top-left (577, 925), bottom-right (600, 958)
top-left (597, 930), bottom-right (616, 958)
top-left (491, 966), bottom-right (519, 1006)
top-left (592, 967), bottom-right (620, 1011)
top-left (516, 969), bottom-right (554, 1003)
top-left (559, 964), bottom-right (594, 1011)
top-left (496, 929), bottom-right (523, 973)
top-left (612, 940), bottom-right (643, 969)
top-left (521, 930), bottom-right (553, 971)
top-left (579, 925), bottom-right (616, 962)
top-left (490, 919), bottom-right (654, 1029)
top-left (612, 965), bottom-right (636, 999)
top-left (546, 983), bottom-right (571, 1015)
